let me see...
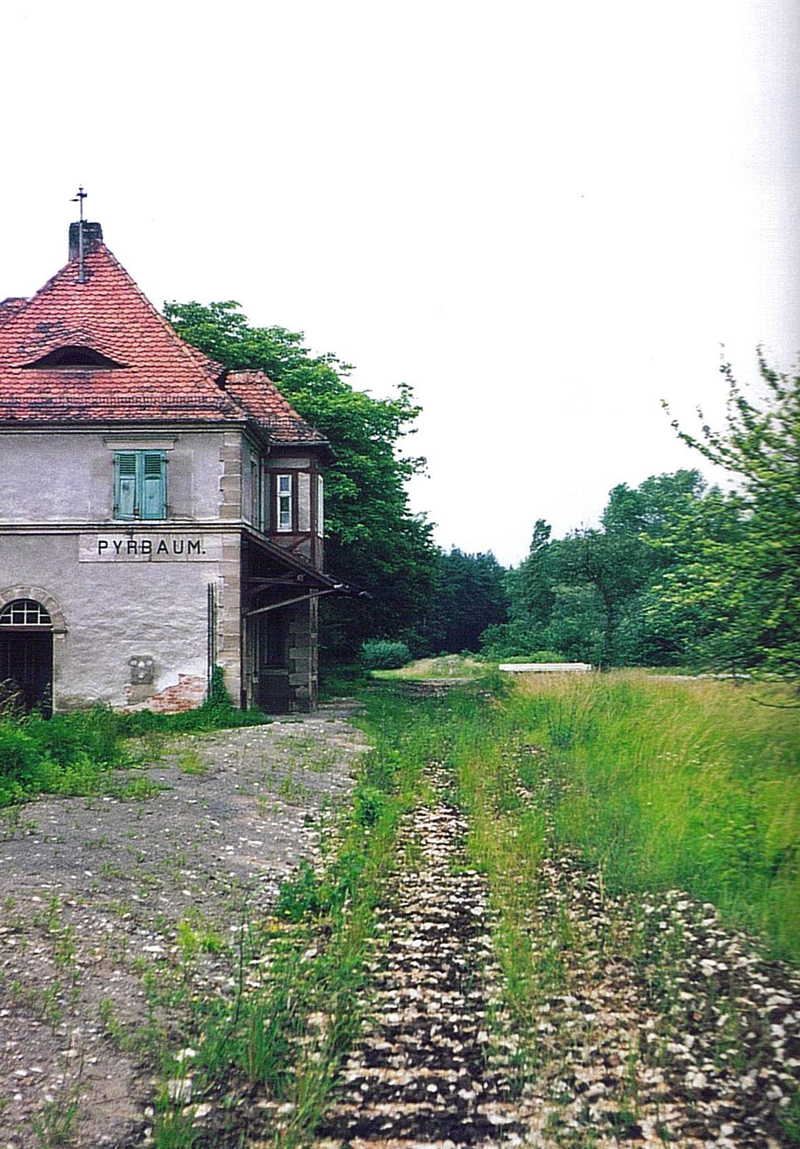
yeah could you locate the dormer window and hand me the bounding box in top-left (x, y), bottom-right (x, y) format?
top-left (22, 345), bottom-right (125, 370)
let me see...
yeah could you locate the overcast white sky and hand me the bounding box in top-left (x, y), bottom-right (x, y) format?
top-left (3, 1), bottom-right (798, 566)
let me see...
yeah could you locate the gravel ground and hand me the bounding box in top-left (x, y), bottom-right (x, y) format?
top-left (514, 854), bottom-right (800, 1147)
top-left (0, 704), bottom-right (366, 1149)
top-left (2, 699), bottom-right (799, 1149)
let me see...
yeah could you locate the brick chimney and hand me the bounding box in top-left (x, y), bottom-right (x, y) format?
top-left (68, 221), bottom-right (103, 262)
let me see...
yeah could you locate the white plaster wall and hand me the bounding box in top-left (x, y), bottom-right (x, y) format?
top-left (242, 441), bottom-right (260, 527)
top-left (0, 534), bottom-right (216, 708)
top-left (0, 431), bottom-right (226, 523)
top-left (269, 455), bottom-right (312, 469)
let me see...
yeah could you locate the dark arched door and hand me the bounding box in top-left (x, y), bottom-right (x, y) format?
top-left (0, 599), bottom-right (53, 716)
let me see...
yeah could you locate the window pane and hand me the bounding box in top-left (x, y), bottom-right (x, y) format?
top-left (276, 475), bottom-right (292, 531)
top-left (0, 599), bottom-right (51, 625)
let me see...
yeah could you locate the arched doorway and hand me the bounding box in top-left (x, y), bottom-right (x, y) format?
top-left (0, 599), bottom-right (54, 715)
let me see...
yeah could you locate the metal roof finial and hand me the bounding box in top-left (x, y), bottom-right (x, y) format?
top-left (71, 185), bottom-right (87, 221)
top-left (71, 186), bottom-right (88, 282)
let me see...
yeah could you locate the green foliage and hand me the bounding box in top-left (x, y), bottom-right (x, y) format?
top-left (207, 664), bottom-right (231, 707)
top-left (489, 651), bottom-right (565, 664)
top-left (479, 465), bottom-right (788, 670)
top-left (354, 785), bottom-right (390, 826)
top-left (486, 357), bottom-right (800, 675)
top-left (0, 682), bottom-right (271, 807)
top-left (510, 672), bottom-right (800, 960)
top-left (0, 724), bottom-right (44, 789)
top-left (164, 301), bottom-right (439, 654)
top-left (25, 707), bottom-right (123, 768)
top-left (666, 354), bottom-right (800, 674)
top-left (361, 639), bottom-right (411, 670)
top-left (479, 619), bottom-right (546, 660)
top-left (276, 859), bottom-right (328, 921)
top-left (424, 548), bottom-right (508, 653)
top-left (356, 672), bottom-right (800, 962)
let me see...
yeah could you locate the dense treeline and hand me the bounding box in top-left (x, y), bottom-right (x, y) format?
top-left (486, 357), bottom-right (800, 673)
top-left (483, 470), bottom-right (715, 666)
top-left (168, 299), bottom-right (798, 674)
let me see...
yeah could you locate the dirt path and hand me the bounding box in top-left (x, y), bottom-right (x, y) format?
top-left (0, 705), bottom-right (366, 1149)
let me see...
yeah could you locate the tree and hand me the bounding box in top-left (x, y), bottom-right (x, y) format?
top-left (514, 519), bottom-right (555, 629)
top-left (482, 471), bottom-right (714, 666)
top-left (638, 488), bottom-right (749, 670)
top-left (424, 549), bottom-right (508, 653)
top-left (666, 355), bottom-right (800, 673)
top-left (580, 471), bottom-right (708, 665)
top-left (164, 301), bottom-right (439, 654)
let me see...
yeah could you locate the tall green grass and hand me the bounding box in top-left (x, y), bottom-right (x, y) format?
top-left (352, 674), bottom-right (800, 963)
top-left (509, 671), bottom-right (800, 961)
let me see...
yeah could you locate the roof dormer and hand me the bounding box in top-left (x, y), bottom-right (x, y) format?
top-left (21, 345), bottom-right (126, 370)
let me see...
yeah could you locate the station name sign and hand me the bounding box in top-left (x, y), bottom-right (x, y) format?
top-left (79, 534), bottom-right (222, 563)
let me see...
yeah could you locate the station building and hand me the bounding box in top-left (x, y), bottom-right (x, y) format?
top-left (0, 219), bottom-right (347, 714)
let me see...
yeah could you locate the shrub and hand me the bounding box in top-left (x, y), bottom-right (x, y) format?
top-left (479, 621), bottom-right (546, 660)
top-left (0, 667), bottom-right (271, 806)
top-left (0, 723), bottom-right (45, 786)
top-left (361, 640), bottom-right (412, 671)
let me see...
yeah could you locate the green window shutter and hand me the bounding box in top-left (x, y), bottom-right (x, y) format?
top-left (115, 453), bottom-right (137, 519)
top-left (141, 452), bottom-right (166, 520)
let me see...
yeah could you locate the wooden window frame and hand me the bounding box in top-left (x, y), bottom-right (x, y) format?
top-left (276, 473), bottom-right (294, 533)
top-left (316, 474), bottom-right (324, 538)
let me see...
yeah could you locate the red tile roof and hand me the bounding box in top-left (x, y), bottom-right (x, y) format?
top-left (225, 371), bottom-right (327, 445)
top-left (0, 298), bottom-right (28, 328)
top-left (0, 238), bottom-right (326, 449)
top-left (0, 243), bottom-right (243, 424)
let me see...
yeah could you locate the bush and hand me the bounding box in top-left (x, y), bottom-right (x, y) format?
top-left (354, 785), bottom-right (389, 826)
top-left (0, 723), bottom-right (45, 786)
top-left (479, 621), bottom-right (546, 660)
top-left (361, 640), bottom-right (412, 671)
